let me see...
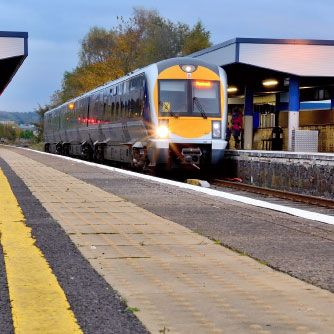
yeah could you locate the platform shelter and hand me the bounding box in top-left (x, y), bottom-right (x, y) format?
top-left (191, 38), bottom-right (334, 152)
top-left (0, 31), bottom-right (28, 95)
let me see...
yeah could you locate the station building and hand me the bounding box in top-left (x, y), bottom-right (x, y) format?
top-left (0, 31), bottom-right (28, 95)
top-left (191, 38), bottom-right (334, 153)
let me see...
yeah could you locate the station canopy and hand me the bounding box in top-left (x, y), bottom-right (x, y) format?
top-left (190, 38), bottom-right (334, 94)
top-left (0, 31), bottom-right (28, 95)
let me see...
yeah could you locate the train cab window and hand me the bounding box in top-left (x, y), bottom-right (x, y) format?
top-left (159, 79), bottom-right (220, 117)
top-left (159, 80), bottom-right (188, 115)
top-left (192, 81), bottom-right (220, 116)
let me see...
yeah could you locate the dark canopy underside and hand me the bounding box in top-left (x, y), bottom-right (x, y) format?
top-left (0, 55), bottom-right (26, 95)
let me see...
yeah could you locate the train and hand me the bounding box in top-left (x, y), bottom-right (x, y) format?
top-left (44, 57), bottom-right (228, 172)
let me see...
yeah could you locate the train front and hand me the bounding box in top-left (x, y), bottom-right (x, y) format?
top-left (148, 58), bottom-right (227, 171)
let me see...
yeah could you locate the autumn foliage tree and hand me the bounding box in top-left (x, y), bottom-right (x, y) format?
top-left (51, 8), bottom-right (212, 106)
top-left (181, 21), bottom-right (211, 55)
top-left (34, 103), bottom-right (51, 142)
top-left (79, 27), bottom-right (116, 66)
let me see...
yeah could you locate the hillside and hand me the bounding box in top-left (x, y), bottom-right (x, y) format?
top-left (0, 111), bottom-right (39, 124)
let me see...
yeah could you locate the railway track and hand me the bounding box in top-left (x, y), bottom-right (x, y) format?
top-left (211, 179), bottom-right (334, 209)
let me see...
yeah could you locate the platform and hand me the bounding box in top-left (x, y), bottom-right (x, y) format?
top-left (1, 146), bottom-right (334, 333)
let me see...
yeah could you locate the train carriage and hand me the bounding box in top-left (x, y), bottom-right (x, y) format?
top-left (44, 57), bottom-right (228, 171)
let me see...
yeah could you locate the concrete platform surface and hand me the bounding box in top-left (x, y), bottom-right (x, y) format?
top-left (1, 147), bottom-right (334, 334)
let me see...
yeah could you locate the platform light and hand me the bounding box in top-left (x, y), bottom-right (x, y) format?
top-left (68, 102), bottom-right (75, 110)
top-left (227, 86), bottom-right (238, 93)
top-left (262, 79), bottom-right (279, 87)
top-left (194, 81), bottom-right (212, 88)
top-left (180, 65), bottom-right (197, 73)
top-left (262, 91), bottom-right (280, 94)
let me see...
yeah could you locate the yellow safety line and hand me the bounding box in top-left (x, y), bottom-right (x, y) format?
top-left (0, 169), bottom-right (82, 334)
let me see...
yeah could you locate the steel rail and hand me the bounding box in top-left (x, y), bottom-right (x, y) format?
top-left (211, 179), bottom-right (334, 209)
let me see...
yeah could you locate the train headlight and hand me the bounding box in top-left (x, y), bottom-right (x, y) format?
top-left (212, 121), bottom-right (222, 139)
top-left (156, 124), bottom-right (169, 139)
top-left (180, 65), bottom-right (197, 73)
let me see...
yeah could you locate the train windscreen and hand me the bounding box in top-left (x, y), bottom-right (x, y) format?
top-left (159, 80), bottom-right (220, 117)
top-left (192, 81), bottom-right (220, 116)
top-left (159, 80), bottom-right (188, 115)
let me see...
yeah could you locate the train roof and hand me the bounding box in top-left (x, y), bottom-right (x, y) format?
top-left (156, 57), bottom-right (220, 75)
top-left (45, 57), bottom-right (222, 116)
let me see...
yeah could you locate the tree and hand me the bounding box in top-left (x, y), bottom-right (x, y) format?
top-left (79, 27), bottom-right (116, 66)
top-left (20, 130), bottom-right (34, 139)
top-left (52, 57), bottom-right (124, 105)
top-left (0, 123), bottom-right (19, 142)
top-left (181, 21), bottom-right (212, 56)
top-left (34, 104), bottom-right (51, 142)
top-left (50, 8), bottom-right (212, 106)
top-left (117, 8), bottom-right (192, 68)
top-left (111, 14), bottom-right (143, 73)
top-left (134, 14), bottom-right (188, 66)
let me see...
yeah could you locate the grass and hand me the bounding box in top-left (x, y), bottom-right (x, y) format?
top-left (126, 306), bottom-right (140, 313)
top-left (29, 142), bottom-right (44, 151)
top-left (255, 258), bottom-right (269, 266)
top-left (232, 248), bottom-right (248, 257)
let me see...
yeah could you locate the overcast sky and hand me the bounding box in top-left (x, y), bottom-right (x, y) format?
top-left (1, 0), bottom-right (334, 112)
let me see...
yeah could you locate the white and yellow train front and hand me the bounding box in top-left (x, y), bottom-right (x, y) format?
top-left (145, 58), bottom-right (227, 169)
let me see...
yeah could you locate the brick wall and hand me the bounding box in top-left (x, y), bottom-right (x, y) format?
top-left (221, 151), bottom-right (334, 199)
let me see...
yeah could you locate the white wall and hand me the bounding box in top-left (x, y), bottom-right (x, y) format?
top-left (0, 37), bottom-right (25, 59)
top-left (239, 43), bottom-right (334, 77)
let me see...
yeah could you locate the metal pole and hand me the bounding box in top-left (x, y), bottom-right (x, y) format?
top-left (288, 76), bottom-right (300, 151)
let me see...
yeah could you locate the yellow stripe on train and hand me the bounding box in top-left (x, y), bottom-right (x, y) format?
top-left (160, 117), bottom-right (220, 138)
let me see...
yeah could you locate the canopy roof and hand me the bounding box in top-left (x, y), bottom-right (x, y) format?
top-left (191, 38), bottom-right (334, 96)
top-left (0, 31), bottom-right (28, 95)
top-left (191, 38), bottom-right (334, 78)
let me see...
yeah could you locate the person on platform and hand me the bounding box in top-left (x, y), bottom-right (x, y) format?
top-left (231, 108), bottom-right (243, 149)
